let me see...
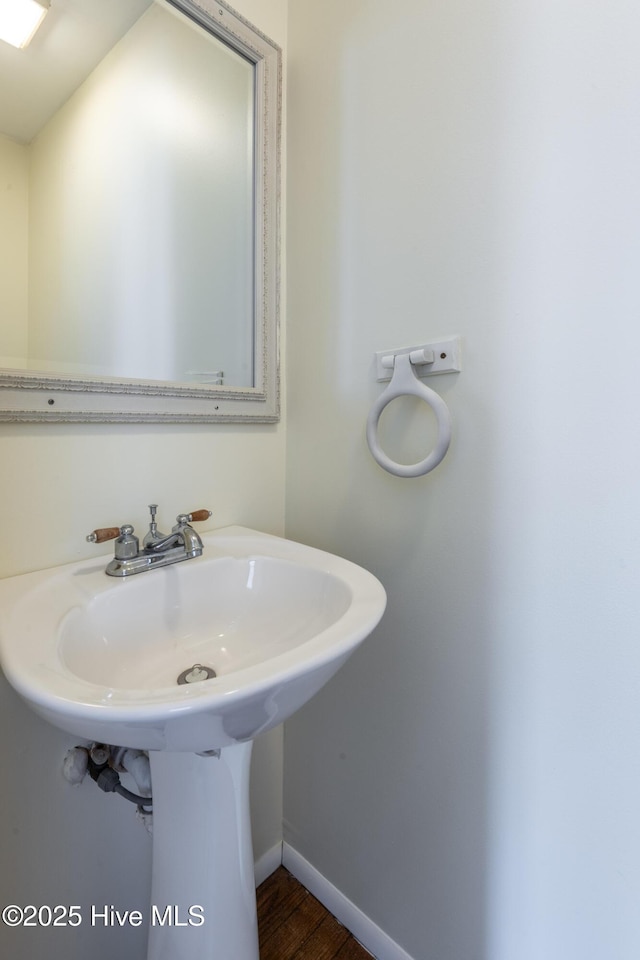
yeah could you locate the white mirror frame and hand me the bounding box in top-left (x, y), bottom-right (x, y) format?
top-left (0, 0), bottom-right (281, 424)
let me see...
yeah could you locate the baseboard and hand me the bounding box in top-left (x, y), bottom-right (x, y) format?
top-left (282, 842), bottom-right (415, 960)
top-left (254, 840), bottom-right (283, 887)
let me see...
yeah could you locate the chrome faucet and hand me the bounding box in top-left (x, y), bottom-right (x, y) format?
top-left (87, 505), bottom-right (212, 577)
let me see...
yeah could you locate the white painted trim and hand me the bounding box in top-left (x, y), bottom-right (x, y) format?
top-left (282, 843), bottom-right (415, 960)
top-left (254, 841), bottom-right (283, 887)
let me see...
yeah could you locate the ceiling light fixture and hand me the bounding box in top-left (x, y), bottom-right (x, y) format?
top-left (0, 0), bottom-right (49, 50)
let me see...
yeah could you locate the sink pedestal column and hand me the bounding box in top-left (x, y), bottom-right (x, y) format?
top-left (147, 742), bottom-right (258, 960)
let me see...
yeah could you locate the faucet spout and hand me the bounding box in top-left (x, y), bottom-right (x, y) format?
top-left (144, 532), bottom-right (183, 554)
top-left (145, 515), bottom-right (205, 557)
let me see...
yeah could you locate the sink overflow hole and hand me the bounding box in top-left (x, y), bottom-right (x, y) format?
top-left (177, 663), bottom-right (217, 685)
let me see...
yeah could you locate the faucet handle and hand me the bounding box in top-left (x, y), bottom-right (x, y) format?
top-left (87, 525), bottom-right (139, 562)
top-left (184, 509), bottom-right (212, 523)
top-left (86, 526), bottom-right (121, 543)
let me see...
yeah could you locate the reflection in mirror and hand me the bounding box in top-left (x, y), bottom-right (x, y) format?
top-left (0, 0), bottom-right (281, 422)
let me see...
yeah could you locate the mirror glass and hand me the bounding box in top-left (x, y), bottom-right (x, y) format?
top-left (0, 0), bottom-right (280, 422)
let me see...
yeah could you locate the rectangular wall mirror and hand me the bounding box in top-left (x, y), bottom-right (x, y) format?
top-left (0, 0), bottom-right (281, 422)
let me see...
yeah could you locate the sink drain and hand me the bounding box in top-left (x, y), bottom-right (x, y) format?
top-left (177, 663), bottom-right (217, 685)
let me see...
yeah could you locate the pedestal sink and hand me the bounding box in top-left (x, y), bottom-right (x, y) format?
top-left (0, 526), bottom-right (386, 960)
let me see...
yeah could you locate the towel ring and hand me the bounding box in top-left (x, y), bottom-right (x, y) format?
top-left (366, 352), bottom-right (451, 478)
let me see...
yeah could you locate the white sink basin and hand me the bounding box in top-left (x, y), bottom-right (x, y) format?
top-left (0, 526), bottom-right (386, 752)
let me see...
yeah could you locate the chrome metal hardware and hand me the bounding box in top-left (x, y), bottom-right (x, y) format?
top-left (86, 507), bottom-right (212, 577)
top-left (142, 504), bottom-right (168, 548)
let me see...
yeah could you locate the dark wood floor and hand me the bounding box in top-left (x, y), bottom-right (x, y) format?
top-left (257, 867), bottom-right (372, 960)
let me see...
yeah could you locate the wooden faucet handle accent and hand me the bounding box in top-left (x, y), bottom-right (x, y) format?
top-left (188, 509), bottom-right (212, 523)
top-left (86, 526), bottom-right (121, 543)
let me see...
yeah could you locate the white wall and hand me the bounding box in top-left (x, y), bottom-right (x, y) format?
top-left (0, 134), bottom-right (28, 365)
top-left (0, 1), bottom-right (287, 957)
top-left (284, 2), bottom-right (640, 959)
